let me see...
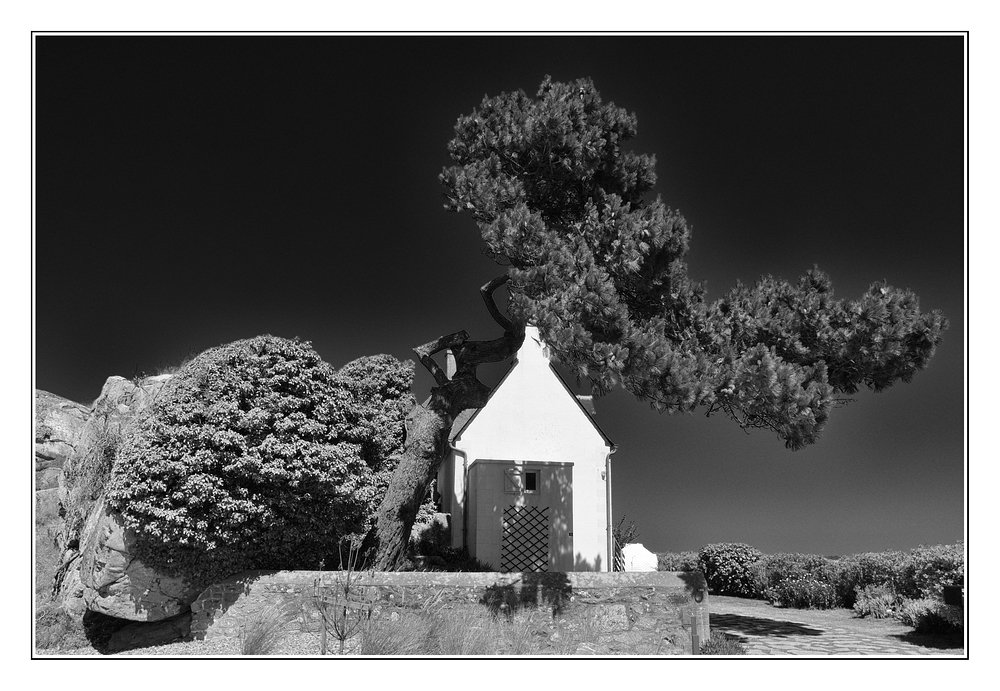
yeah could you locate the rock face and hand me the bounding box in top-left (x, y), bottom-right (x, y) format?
top-left (35, 390), bottom-right (90, 491)
top-left (53, 374), bottom-right (177, 620)
top-left (77, 495), bottom-right (202, 621)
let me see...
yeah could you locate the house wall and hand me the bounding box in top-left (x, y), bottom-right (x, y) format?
top-left (467, 460), bottom-right (573, 571)
top-left (449, 327), bottom-right (613, 572)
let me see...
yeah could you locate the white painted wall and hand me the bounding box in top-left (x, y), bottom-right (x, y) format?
top-left (440, 326), bottom-right (613, 572)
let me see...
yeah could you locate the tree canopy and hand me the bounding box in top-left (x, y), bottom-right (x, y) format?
top-left (439, 76), bottom-right (947, 449)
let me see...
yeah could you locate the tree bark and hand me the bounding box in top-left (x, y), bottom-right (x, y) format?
top-left (362, 278), bottom-right (523, 571)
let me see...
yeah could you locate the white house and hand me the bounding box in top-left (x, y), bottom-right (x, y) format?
top-left (436, 325), bottom-right (617, 572)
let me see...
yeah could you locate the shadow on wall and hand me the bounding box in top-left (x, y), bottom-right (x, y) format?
top-left (482, 459), bottom-right (582, 572)
top-left (480, 572), bottom-right (573, 617)
top-left (677, 570), bottom-right (709, 598)
top-left (192, 570), bottom-right (278, 636)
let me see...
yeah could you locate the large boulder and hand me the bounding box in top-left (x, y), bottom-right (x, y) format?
top-left (35, 390), bottom-right (90, 490)
top-left (77, 495), bottom-right (201, 621)
top-left (53, 374), bottom-right (173, 617)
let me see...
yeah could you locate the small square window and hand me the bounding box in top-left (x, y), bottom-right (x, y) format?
top-left (524, 471), bottom-right (539, 493)
top-left (504, 468), bottom-right (540, 494)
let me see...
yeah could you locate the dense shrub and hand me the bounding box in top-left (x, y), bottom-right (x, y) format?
top-left (332, 353), bottom-right (416, 491)
top-left (657, 551), bottom-right (700, 572)
top-left (106, 336), bottom-right (414, 587)
top-left (698, 543), bottom-right (763, 597)
top-left (899, 598), bottom-right (964, 635)
top-left (832, 543), bottom-right (964, 606)
top-left (832, 550), bottom-right (913, 606)
top-left (755, 552), bottom-right (835, 594)
top-left (741, 552), bottom-right (839, 609)
top-left (852, 584), bottom-right (903, 619)
top-left (907, 541), bottom-right (964, 601)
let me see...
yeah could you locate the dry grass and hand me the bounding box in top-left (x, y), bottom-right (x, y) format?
top-left (356, 613), bottom-right (432, 655)
top-left (239, 602), bottom-right (295, 655)
top-left (350, 605), bottom-right (648, 656)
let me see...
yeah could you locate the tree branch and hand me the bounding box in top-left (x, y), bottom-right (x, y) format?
top-left (453, 331), bottom-right (523, 369)
top-left (480, 275), bottom-right (513, 332)
top-left (413, 331), bottom-right (469, 386)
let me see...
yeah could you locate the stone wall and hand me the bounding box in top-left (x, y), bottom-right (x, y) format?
top-left (190, 570), bottom-right (709, 655)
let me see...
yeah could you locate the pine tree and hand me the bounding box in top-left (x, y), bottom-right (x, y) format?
top-left (364, 76), bottom-right (947, 569)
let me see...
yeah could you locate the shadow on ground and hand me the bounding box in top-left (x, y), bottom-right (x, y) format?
top-left (890, 630), bottom-right (965, 650)
top-left (709, 613), bottom-right (824, 640)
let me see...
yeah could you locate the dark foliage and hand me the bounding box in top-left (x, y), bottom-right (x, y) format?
top-left (441, 76), bottom-right (947, 449)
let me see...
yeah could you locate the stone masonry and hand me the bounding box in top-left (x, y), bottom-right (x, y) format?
top-left (190, 570), bottom-right (710, 655)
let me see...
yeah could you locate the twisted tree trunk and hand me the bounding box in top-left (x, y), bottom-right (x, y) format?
top-left (363, 278), bottom-right (524, 571)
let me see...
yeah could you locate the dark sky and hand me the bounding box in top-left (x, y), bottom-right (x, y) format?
top-left (34, 35), bottom-right (965, 556)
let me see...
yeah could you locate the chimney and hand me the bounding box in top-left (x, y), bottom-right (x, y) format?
top-left (445, 349), bottom-right (457, 378)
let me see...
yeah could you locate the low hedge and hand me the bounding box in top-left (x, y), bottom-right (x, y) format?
top-left (690, 541), bottom-right (964, 613)
top-left (656, 551), bottom-right (699, 572)
top-left (831, 550), bottom-right (912, 607)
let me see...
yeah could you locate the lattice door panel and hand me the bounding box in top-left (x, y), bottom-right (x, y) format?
top-left (501, 505), bottom-right (550, 572)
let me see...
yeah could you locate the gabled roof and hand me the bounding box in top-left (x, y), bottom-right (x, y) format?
top-left (448, 359), bottom-right (614, 449)
top-left (449, 407), bottom-right (480, 442)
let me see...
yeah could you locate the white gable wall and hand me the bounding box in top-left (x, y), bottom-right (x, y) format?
top-left (445, 327), bottom-right (613, 572)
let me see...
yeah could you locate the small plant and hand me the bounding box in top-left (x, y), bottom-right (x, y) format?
top-left (852, 584), bottom-right (902, 618)
top-left (239, 601), bottom-right (293, 655)
top-left (315, 541), bottom-right (373, 654)
top-left (698, 543), bottom-right (763, 597)
top-left (701, 630), bottom-right (748, 655)
top-left (60, 412), bottom-right (127, 546)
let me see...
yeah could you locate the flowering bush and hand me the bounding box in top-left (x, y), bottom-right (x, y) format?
top-left (754, 552), bottom-right (835, 594)
top-left (765, 576), bottom-right (838, 609)
top-left (698, 543), bottom-right (763, 597)
top-left (106, 336), bottom-right (413, 587)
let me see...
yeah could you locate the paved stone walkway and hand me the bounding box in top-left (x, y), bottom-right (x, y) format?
top-left (708, 611), bottom-right (965, 656)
